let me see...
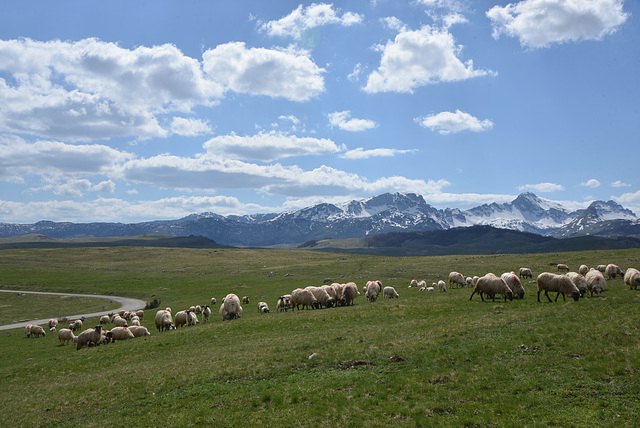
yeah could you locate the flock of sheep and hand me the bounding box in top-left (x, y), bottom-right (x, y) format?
top-left (21, 263), bottom-right (640, 351)
top-left (407, 262), bottom-right (638, 304)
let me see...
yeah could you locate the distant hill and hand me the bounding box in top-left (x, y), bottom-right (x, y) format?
top-left (301, 225), bottom-right (640, 256)
top-left (0, 234), bottom-right (226, 250)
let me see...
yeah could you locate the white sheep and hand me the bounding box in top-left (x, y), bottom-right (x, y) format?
top-left (202, 305), bottom-right (211, 322)
top-left (291, 288), bottom-right (318, 310)
top-left (597, 265), bottom-right (607, 273)
top-left (365, 280), bottom-right (382, 302)
top-left (565, 272), bottom-right (587, 297)
top-left (470, 274), bottom-right (513, 302)
top-left (210, 297), bottom-right (217, 305)
top-left (220, 293), bottom-right (243, 320)
top-left (306, 286), bottom-right (335, 308)
top-left (557, 264), bottom-right (569, 272)
top-left (409, 279), bottom-right (419, 288)
top-left (48, 319), bottom-right (58, 331)
top-left (579, 265), bottom-right (589, 276)
top-left (113, 316), bottom-right (128, 327)
top-left (128, 325), bottom-right (151, 338)
top-left (624, 268), bottom-right (640, 290)
top-left (154, 309), bottom-right (174, 332)
top-left (585, 269), bottom-right (606, 297)
top-left (174, 310), bottom-right (189, 328)
top-left (76, 325), bottom-right (103, 350)
top-left (605, 264), bottom-right (623, 280)
top-left (321, 284), bottom-right (337, 301)
top-left (417, 280), bottom-right (427, 289)
top-left (110, 326), bottom-right (135, 342)
top-left (465, 276), bottom-right (473, 287)
top-left (58, 328), bottom-right (76, 345)
top-left (383, 286), bottom-right (399, 299)
top-left (99, 315), bottom-right (110, 325)
top-left (449, 272), bottom-right (465, 288)
top-left (342, 282), bottom-right (359, 306)
top-left (136, 310), bottom-right (144, 318)
top-left (69, 319), bottom-right (83, 332)
top-left (29, 325), bottom-right (46, 338)
top-left (426, 286), bottom-right (435, 292)
top-left (258, 302), bottom-right (270, 314)
top-left (242, 296), bottom-right (250, 304)
top-left (519, 268), bottom-right (533, 279)
top-left (437, 280), bottom-right (446, 292)
top-left (25, 324), bottom-right (32, 337)
top-left (187, 310), bottom-right (199, 326)
top-left (536, 272), bottom-right (580, 302)
top-left (276, 295), bottom-right (292, 312)
top-left (501, 272), bottom-right (525, 299)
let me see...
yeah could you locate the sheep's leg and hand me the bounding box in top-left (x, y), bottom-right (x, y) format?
top-left (544, 290), bottom-right (552, 302)
top-left (469, 290), bottom-right (476, 301)
top-left (554, 292), bottom-right (560, 302)
top-left (537, 291), bottom-right (541, 302)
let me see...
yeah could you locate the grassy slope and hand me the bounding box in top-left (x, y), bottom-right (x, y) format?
top-left (0, 247), bottom-right (639, 427)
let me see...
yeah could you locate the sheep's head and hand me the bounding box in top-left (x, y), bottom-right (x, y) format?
top-left (506, 291), bottom-right (514, 301)
top-left (571, 291), bottom-right (580, 301)
top-left (516, 292), bottom-right (525, 299)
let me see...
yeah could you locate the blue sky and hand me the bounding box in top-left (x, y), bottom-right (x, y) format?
top-left (0, 0), bottom-right (638, 223)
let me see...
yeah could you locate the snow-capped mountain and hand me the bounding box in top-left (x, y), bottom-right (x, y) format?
top-left (0, 192), bottom-right (637, 246)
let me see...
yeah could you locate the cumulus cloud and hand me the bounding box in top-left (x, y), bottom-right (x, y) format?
top-left (202, 42), bottom-right (325, 101)
top-left (363, 26), bottom-right (494, 93)
top-left (170, 117), bottom-right (212, 136)
top-left (580, 178), bottom-right (601, 188)
top-left (340, 147), bottom-right (416, 159)
top-left (415, 110), bottom-right (493, 134)
top-left (328, 111), bottom-right (377, 132)
top-left (50, 179), bottom-right (115, 197)
top-left (518, 182), bottom-right (565, 193)
top-left (487, 0), bottom-right (629, 49)
top-left (611, 180), bottom-right (631, 187)
top-left (203, 131), bottom-right (342, 162)
top-left (613, 190), bottom-right (640, 215)
top-left (261, 3), bottom-right (363, 39)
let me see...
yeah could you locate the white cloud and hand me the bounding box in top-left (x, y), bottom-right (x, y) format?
top-left (170, 117), bottom-right (212, 136)
top-left (580, 178), bottom-right (601, 188)
top-left (518, 182), bottom-right (565, 193)
top-left (50, 179), bottom-right (115, 197)
top-left (347, 63), bottom-right (363, 82)
top-left (382, 17), bottom-right (407, 32)
top-left (278, 115), bottom-right (300, 125)
top-left (328, 111), bottom-right (377, 132)
top-left (202, 42), bottom-right (325, 102)
top-left (613, 190), bottom-right (640, 215)
top-left (363, 26), bottom-right (494, 93)
top-left (487, 0), bottom-right (629, 49)
top-left (415, 0), bottom-right (467, 12)
top-left (203, 131), bottom-right (341, 162)
top-left (261, 3), bottom-right (363, 39)
top-left (340, 147), bottom-right (417, 159)
top-left (415, 110), bottom-right (493, 134)
top-left (611, 180), bottom-right (631, 188)
top-left (425, 192), bottom-right (515, 208)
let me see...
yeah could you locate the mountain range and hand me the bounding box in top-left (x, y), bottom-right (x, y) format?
top-left (0, 192), bottom-right (638, 247)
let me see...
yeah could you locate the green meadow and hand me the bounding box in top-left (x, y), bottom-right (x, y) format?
top-left (1, 246), bottom-right (639, 427)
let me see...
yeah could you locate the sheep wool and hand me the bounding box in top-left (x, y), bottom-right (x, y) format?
top-left (519, 268), bottom-right (533, 279)
top-left (258, 302), bottom-right (270, 314)
top-left (579, 265), bottom-right (589, 276)
top-left (365, 281), bottom-right (382, 302)
top-left (174, 310), bottom-right (189, 328)
top-left (58, 328), bottom-right (76, 345)
top-left (565, 272), bottom-right (587, 297)
top-left (154, 309), bottom-right (174, 332)
top-left (585, 270), bottom-right (606, 297)
top-left (48, 319), bottom-right (58, 330)
top-left (383, 286), bottom-right (399, 299)
top-left (624, 268), bottom-right (640, 290)
top-left (437, 280), bottom-right (446, 292)
top-left (449, 272), bottom-right (465, 288)
top-left (342, 282), bottom-right (359, 306)
top-left (220, 293), bottom-right (243, 320)
top-left (501, 272), bottom-right (525, 299)
top-left (557, 264), bottom-right (569, 272)
top-left (536, 272), bottom-right (580, 302)
top-left (99, 315), bottom-right (110, 325)
top-left (76, 326), bottom-right (103, 350)
top-left (202, 305), bottom-right (212, 322)
top-left (110, 326), bottom-right (135, 341)
top-left (128, 326), bottom-right (151, 338)
top-left (276, 295), bottom-right (292, 312)
top-left (306, 286), bottom-right (335, 308)
top-left (470, 274), bottom-right (513, 302)
top-left (291, 288), bottom-right (318, 310)
top-left (29, 325), bottom-right (46, 338)
top-left (605, 264), bottom-right (623, 280)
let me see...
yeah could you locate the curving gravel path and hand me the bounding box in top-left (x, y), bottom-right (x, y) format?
top-left (0, 290), bottom-right (147, 331)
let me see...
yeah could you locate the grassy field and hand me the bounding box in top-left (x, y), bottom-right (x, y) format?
top-left (1, 246), bottom-right (639, 427)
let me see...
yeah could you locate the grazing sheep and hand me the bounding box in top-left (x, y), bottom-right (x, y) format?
top-left (100, 330), bottom-right (113, 345)
top-left (25, 324), bottom-right (32, 338)
top-left (579, 265), bottom-right (589, 276)
top-left (566, 272), bottom-right (587, 297)
top-left (48, 319), bottom-right (58, 331)
top-left (605, 264), bottom-right (623, 280)
top-left (131, 319), bottom-right (141, 326)
top-left (210, 297), bottom-right (217, 305)
top-left (76, 325), bottom-right (103, 350)
top-left (342, 282), bottom-right (359, 306)
top-left (383, 286), bottom-right (399, 299)
top-left (449, 272), bottom-right (465, 288)
top-left (557, 264), bottom-right (569, 272)
top-left (624, 268), bottom-right (640, 290)
top-left (110, 326), bottom-right (135, 342)
top-left (69, 319), bottom-right (83, 332)
top-left (519, 268), bottom-right (533, 279)
top-left (99, 315), bottom-right (110, 325)
top-left (472, 276), bottom-right (480, 286)
top-left (536, 272), bottom-right (580, 302)
top-left (365, 280), bottom-right (382, 302)
top-left (585, 269), bottom-right (606, 297)
top-left (113, 316), bottom-right (128, 327)
top-left (321, 285), bottom-right (337, 301)
top-left (470, 274), bottom-right (513, 302)
top-left (29, 325), bottom-right (46, 338)
top-left (331, 283), bottom-right (345, 303)
top-left (291, 288), bottom-right (318, 310)
top-left (417, 280), bottom-right (427, 289)
top-left (258, 302), bottom-right (270, 314)
top-left (202, 305), bottom-right (211, 322)
top-left (135, 310), bottom-right (144, 318)
top-left (501, 272), bottom-right (525, 299)
top-left (306, 286), bottom-right (335, 308)
top-left (409, 279), bottom-right (419, 288)
top-left (437, 280), bottom-right (446, 292)
top-left (242, 296), bottom-right (250, 304)
top-left (58, 328), bottom-right (76, 345)
top-left (195, 305), bottom-right (202, 314)
top-left (465, 276), bottom-right (473, 287)
top-left (174, 310), bottom-right (189, 328)
top-left (187, 310), bottom-right (199, 326)
top-left (597, 265), bottom-right (607, 273)
top-left (220, 293), bottom-right (243, 320)
top-left (154, 309), bottom-right (174, 332)
top-left (128, 326), bottom-right (151, 338)
top-left (276, 295), bottom-right (292, 312)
